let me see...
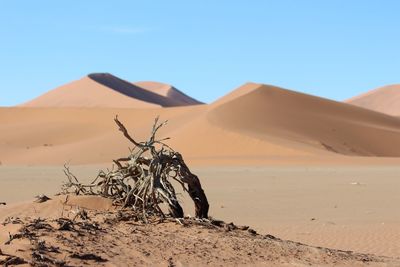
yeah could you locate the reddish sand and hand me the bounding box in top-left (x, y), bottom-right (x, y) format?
top-left (346, 84), bottom-right (400, 116)
top-left (206, 83), bottom-right (400, 156)
top-left (2, 79), bottom-right (400, 265)
top-left (0, 196), bottom-right (397, 266)
top-left (4, 82), bottom-right (400, 165)
top-left (134, 81), bottom-right (203, 105)
top-left (20, 73), bottom-right (202, 108)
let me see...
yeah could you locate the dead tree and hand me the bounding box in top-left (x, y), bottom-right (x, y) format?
top-left (62, 116), bottom-right (209, 220)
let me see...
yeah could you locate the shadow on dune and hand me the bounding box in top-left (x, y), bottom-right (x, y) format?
top-left (88, 73), bottom-right (180, 107)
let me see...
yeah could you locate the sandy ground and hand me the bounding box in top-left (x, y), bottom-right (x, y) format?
top-left (1, 164), bottom-right (399, 259)
top-left (2, 196), bottom-right (395, 267)
top-left (2, 79), bottom-right (400, 265)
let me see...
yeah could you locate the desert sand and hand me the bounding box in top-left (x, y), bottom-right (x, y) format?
top-left (1, 74), bottom-right (400, 266)
top-left (134, 81), bottom-right (203, 105)
top-left (20, 73), bottom-right (202, 108)
top-left (346, 84), bottom-right (400, 116)
top-left (4, 80), bottom-right (400, 165)
top-left (2, 195), bottom-right (396, 266)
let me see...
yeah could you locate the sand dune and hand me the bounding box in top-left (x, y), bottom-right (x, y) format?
top-left (346, 84), bottom-right (400, 116)
top-left (206, 83), bottom-right (400, 157)
top-left (20, 73), bottom-right (202, 108)
top-left (3, 82), bottom-right (400, 165)
top-left (134, 81), bottom-right (203, 105)
top-left (0, 106), bottom-right (206, 164)
top-left (170, 83), bottom-right (400, 159)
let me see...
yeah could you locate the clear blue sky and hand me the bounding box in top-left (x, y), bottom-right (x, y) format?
top-left (1, 1), bottom-right (399, 106)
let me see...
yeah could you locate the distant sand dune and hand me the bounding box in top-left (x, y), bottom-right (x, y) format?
top-left (346, 84), bottom-right (400, 116)
top-left (20, 73), bottom-right (203, 108)
top-left (3, 81), bottom-right (400, 164)
top-left (134, 81), bottom-right (203, 105)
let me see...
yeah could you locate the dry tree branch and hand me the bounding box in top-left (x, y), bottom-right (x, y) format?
top-left (60, 115), bottom-right (209, 221)
top-left (114, 115), bottom-right (143, 148)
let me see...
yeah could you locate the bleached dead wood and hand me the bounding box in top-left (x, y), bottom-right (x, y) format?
top-left (61, 116), bottom-right (209, 220)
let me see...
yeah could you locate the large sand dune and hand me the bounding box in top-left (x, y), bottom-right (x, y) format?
top-left (3, 82), bottom-right (400, 165)
top-left (346, 84), bottom-right (400, 116)
top-left (20, 73), bottom-right (202, 108)
top-left (207, 83), bottom-right (400, 156)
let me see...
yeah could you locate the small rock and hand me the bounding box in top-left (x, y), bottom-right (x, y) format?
top-left (34, 194), bottom-right (51, 203)
top-left (224, 222), bottom-right (236, 232)
top-left (264, 234), bottom-right (277, 240)
top-left (247, 228), bottom-right (257, 235)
